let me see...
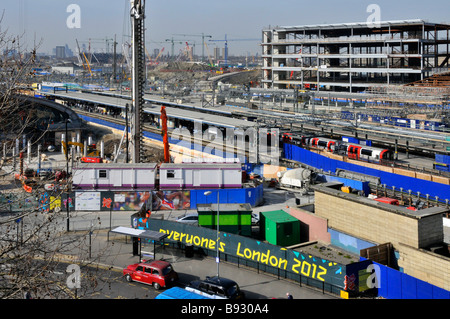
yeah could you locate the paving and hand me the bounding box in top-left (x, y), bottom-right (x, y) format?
top-left (80, 216), bottom-right (338, 300)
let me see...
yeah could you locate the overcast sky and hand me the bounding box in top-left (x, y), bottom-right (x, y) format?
top-left (1, 0), bottom-right (449, 56)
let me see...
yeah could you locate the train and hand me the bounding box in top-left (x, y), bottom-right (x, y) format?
top-left (71, 160), bottom-right (243, 191)
top-left (282, 133), bottom-right (393, 163)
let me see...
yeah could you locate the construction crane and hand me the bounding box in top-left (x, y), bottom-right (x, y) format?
top-left (75, 39), bottom-right (93, 76)
top-left (88, 37), bottom-right (114, 54)
top-left (154, 47), bottom-right (165, 64)
top-left (145, 46), bottom-right (166, 65)
top-left (75, 39), bottom-right (86, 69)
top-left (209, 34), bottom-right (260, 66)
top-left (165, 37), bottom-right (191, 59)
top-left (173, 33), bottom-right (212, 63)
top-left (122, 42), bottom-right (132, 72)
top-left (185, 42), bottom-right (194, 62)
top-left (146, 40), bottom-right (167, 62)
top-left (160, 106), bottom-right (170, 163)
top-left (82, 52), bottom-right (93, 76)
top-left (204, 41), bottom-right (215, 67)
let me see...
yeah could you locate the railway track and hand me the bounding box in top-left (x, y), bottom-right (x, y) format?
top-left (76, 109), bottom-right (254, 161)
top-left (77, 108), bottom-right (450, 179)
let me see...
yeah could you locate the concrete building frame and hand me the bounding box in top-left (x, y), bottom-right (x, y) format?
top-left (262, 20), bottom-right (450, 93)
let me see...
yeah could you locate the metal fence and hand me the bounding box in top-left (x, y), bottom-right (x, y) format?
top-left (158, 241), bottom-right (343, 297)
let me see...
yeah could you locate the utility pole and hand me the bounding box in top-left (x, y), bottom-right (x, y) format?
top-left (130, 0), bottom-right (146, 163)
top-left (112, 34), bottom-right (117, 85)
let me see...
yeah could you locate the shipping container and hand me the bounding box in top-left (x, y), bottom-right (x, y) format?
top-left (159, 162), bottom-right (242, 189)
top-left (260, 210), bottom-right (300, 246)
top-left (197, 203), bottom-right (253, 236)
top-left (72, 163), bottom-right (157, 190)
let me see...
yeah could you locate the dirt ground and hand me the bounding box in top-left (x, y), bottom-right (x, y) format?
top-left (147, 62), bottom-right (261, 88)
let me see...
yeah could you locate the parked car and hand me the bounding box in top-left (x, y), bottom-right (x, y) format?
top-left (123, 260), bottom-right (178, 289)
top-left (185, 276), bottom-right (245, 299)
top-left (176, 213), bottom-right (198, 225)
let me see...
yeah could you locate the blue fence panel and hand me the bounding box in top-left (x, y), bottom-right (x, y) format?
top-left (284, 144), bottom-right (450, 202)
top-left (385, 267), bottom-right (402, 299)
top-left (402, 275), bottom-right (418, 299)
top-left (417, 280), bottom-right (434, 299)
top-left (433, 285), bottom-right (450, 299)
top-left (360, 258), bottom-right (450, 299)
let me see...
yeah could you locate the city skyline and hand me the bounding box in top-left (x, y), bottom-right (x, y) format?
top-left (1, 0), bottom-right (449, 57)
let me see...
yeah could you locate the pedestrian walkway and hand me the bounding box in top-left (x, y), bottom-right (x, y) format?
top-left (91, 228), bottom-right (338, 300)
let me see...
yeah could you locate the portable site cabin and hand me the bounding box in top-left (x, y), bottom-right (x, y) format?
top-left (159, 162), bottom-right (242, 190)
top-left (197, 203), bottom-right (253, 236)
top-left (72, 163), bottom-right (158, 190)
top-left (260, 210), bottom-right (300, 246)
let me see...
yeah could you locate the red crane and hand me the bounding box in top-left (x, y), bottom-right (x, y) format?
top-left (160, 106), bottom-right (170, 163)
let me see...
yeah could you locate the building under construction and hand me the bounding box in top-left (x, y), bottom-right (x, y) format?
top-left (262, 19), bottom-right (450, 93)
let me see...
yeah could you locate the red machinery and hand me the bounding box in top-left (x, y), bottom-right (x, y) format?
top-left (160, 106), bottom-right (170, 163)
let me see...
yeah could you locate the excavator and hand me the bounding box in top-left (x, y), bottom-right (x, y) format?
top-left (61, 141), bottom-right (102, 163)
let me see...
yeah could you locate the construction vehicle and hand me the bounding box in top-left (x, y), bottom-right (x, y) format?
top-left (61, 141), bottom-right (101, 163)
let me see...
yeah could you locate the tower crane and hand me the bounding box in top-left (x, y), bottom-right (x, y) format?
top-left (88, 37), bottom-right (115, 54)
top-left (209, 34), bottom-right (260, 66)
top-left (165, 37), bottom-right (191, 60)
top-left (173, 33), bottom-right (212, 63)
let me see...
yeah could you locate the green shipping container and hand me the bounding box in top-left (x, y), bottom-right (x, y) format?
top-left (197, 203), bottom-right (253, 236)
top-left (261, 210), bottom-right (300, 246)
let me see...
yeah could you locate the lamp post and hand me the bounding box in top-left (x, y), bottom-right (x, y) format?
top-left (65, 119), bottom-right (70, 232)
top-left (204, 190), bottom-right (219, 278)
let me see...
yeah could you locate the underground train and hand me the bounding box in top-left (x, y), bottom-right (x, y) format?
top-left (282, 133), bottom-right (393, 163)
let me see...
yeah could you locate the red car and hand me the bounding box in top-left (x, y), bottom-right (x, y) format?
top-left (123, 260), bottom-right (178, 289)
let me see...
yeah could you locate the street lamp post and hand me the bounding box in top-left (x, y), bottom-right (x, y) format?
top-left (65, 119), bottom-right (70, 232)
top-left (204, 190), bottom-right (219, 278)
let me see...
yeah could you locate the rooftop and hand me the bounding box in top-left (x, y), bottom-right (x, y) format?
top-left (268, 19), bottom-right (450, 31)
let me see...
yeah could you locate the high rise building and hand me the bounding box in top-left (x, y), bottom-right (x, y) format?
top-left (55, 46), bottom-right (66, 59)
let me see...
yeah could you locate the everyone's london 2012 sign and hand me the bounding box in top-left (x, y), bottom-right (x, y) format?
top-left (133, 216), bottom-right (346, 286)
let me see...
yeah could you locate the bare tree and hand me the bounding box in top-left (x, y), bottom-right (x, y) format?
top-left (0, 23), bottom-right (114, 299)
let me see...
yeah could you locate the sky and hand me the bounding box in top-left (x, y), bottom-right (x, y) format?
top-left (1, 0), bottom-right (449, 57)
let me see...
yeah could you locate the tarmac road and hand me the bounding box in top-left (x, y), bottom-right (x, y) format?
top-left (60, 208), bottom-right (339, 300)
